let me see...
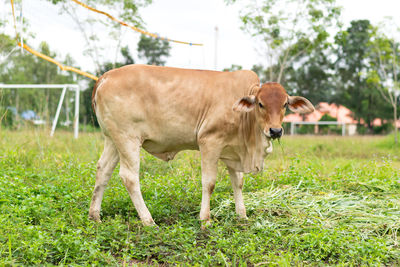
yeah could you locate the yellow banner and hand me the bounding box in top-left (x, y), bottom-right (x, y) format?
top-left (21, 43), bottom-right (98, 81)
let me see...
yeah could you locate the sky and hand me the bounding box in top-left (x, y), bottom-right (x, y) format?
top-left (1, 0), bottom-right (400, 75)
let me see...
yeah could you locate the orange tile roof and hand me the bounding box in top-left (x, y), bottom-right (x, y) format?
top-left (284, 102), bottom-right (357, 123)
top-left (284, 102), bottom-right (400, 127)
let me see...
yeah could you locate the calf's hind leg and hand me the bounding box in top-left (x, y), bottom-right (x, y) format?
top-left (89, 136), bottom-right (119, 222)
top-left (116, 138), bottom-right (155, 226)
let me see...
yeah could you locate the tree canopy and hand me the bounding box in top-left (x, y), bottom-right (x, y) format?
top-left (227, 0), bottom-right (341, 83)
top-left (334, 20), bottom-right (393, 130)
top-left (137, 35), bottom-right (171, 66)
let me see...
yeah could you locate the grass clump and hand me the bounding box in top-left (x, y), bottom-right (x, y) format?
top-left (0, 130), bottom-right (399, 265)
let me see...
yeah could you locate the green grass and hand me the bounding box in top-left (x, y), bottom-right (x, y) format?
top-left (1, 130), bottom-right (399, 265)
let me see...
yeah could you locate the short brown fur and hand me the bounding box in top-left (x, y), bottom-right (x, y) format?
top-left (257, 83), bottom-right (288, 110)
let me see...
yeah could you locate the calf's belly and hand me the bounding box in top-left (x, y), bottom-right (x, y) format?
top-left (142, 137), bottom-right (198, 153)
top-left (141, 130), bottom-right (199, 163)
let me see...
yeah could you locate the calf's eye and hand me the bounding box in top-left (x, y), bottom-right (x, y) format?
top-left (259, 103), bottom-right (264, 108)
top-left (283, 103), bottom-right (288, 108)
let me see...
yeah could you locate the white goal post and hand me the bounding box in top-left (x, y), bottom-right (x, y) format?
top-left (0, 84), bottom-right (80, 138)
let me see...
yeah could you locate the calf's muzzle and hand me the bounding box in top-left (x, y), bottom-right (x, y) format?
top-left (269, 128), bottom-right (283, 139)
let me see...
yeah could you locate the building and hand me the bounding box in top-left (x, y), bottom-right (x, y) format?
top-left (284, 102), bottom-right (357, 135)
top-left (284, 102), bottom-right (400, 135)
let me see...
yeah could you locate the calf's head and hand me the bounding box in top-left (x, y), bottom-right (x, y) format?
top-left (233, 82), bottom-right (314, 139)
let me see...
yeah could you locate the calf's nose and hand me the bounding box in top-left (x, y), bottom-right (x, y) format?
top-left (269, 128), bottom-right (283, 139)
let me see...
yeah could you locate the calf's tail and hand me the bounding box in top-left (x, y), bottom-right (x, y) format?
top-left (91, 75), bottom-right (104, 113)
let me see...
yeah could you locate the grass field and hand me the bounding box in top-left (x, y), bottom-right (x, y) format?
top-left (1, 129), bottom-right (399, 265)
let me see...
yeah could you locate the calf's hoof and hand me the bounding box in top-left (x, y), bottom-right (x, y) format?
top-left (88, 212), bottom-right (101, 223)
top-left (142, 218), bottom-right (156, 227)
top-left (238, 215), bottom-right (248, 220)
top-left (201, 219), bottom-right (212, 230)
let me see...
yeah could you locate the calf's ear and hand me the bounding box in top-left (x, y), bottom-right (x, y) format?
top-left (288, 96), bottom-right (315, 114)
top-left (233, 95), bottom-right (256, 112)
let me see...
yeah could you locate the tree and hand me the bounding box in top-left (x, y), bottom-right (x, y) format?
top-left (226, 0), bottom-right (341, 83)
top-left (0, 4), bottom-right (33, 64)
top-left (0, 33), bottom-right (16, 63)
top-left (137, 35), bottom-right (171, 66)
top-left (282, 42), bottom-right (335, 105)
top-left (223, 64), bottom-right (243, 72)
top-left (334, 20), bottom-right (392, 132)
top-left (367, 20), bottom-right (400, 143)
top-left (48, 0), bottom-right (152, 72)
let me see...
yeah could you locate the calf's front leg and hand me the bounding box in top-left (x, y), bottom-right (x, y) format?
top-left (199, 144), bottom-right (220, 226)
top-left (227, 167), bottom-right (248, 219)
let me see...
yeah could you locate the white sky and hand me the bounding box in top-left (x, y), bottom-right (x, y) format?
top-left (1, 0), bottom-right (400, 75)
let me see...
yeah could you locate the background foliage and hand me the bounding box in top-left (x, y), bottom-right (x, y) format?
top-left (1, 0), bottom-right (399, 135)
